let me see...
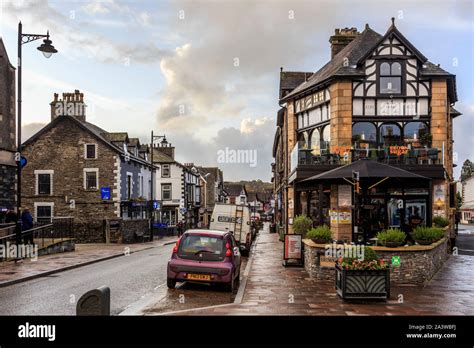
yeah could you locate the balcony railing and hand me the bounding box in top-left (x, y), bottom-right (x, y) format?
top-left (297, 146), bottom-right (442, 167)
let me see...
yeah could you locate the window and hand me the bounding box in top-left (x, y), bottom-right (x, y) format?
top-left (127, 173), bottom-right (133, 199)
top-left (404, 122), bottom-right (429, 144)
top-left (84, 169), bottom-right (99, 190)
top-left (138, 174), bottom-right (143, 197)
top-left (352, 122), bottom-right (377, 147)
top-left (380, 123), bottom-right (402, 146)
top-left (162, 164), bottom-right (170, 178)
top-left (379, 61), bottom-right (402, 94)
top-left (34, 203), bottom-right (53, 223)
top-left (85, 144), bottom-right (97, 159)
top-left (35, 170), bottom-right (53, 195)
top-left (162, 184), bottom-right (172, 200)
top-left (322, 125), bottom-right (331, 149)
top-left (297, 132), bottom-right (309, 149)
top-left (310, 129), bottom-right (321, 156)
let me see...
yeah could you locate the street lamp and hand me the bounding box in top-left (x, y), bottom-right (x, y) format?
top-left (15, 22), bottom-right (57, 254)
top-left (149, 131), bottom-right (166, 241)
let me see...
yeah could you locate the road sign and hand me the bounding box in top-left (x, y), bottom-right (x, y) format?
top-left (153, 201), bottom-right (160, 210)
top-left (180, 208), bottom-right (187, 215)
top-left (20, 156), bottom-right (27, 168)
top-left (101, 187), bottom-right (111, 200)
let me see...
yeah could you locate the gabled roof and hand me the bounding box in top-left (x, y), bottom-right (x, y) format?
top-left (224, 183), bottom-right (247, 197)
top-left (281, 21), bottom-right (458, 103)
top-left (128, 138), bottom-right (140, 147)
top-left (104, 132), bottom-right (128, 143)
top-left (23, 116), bottom-right (152, 167)
top-left (279, 71), bottom-right (312, 99)
top-left (151, 147), bottom-right (175, 163)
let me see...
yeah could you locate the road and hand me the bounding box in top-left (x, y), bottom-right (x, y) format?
top-left (0, 243), bottom-right (174, 315)
top-left (457, 224), bottom-right (474, 256)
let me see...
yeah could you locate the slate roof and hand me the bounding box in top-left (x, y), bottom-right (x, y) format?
top-left (23, 116), bottom-right (152, 167)
top-left (279, 71), bottom-right (312, 99)
top-left (151, 147), bottom-right (175, 163)
top-left (224, 183), bottom-right (246, 197)
top-left (281, 23), bottom-right (458, 102)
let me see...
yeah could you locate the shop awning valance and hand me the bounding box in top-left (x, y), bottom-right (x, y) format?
top-left (303, 159), bottom-right (430, 182)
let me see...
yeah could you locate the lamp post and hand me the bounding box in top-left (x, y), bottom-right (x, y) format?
top-left (15, 22), bottom-right (57, 254)
top-left (150, 131), bottom-right (166, 241)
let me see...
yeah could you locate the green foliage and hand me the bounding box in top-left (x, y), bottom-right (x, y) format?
top-left (293, 215), bottom-right (313, 237)
top-left (306, 225), bottom-right (332, 243)
top-left (419, 133), bottom-right (432, 146)
top-left (456, 191), bottom-right (463, 210)
top-left (433, 216), bottom-right (449, 228)
top-left (412, 226), bottom-right (444, 243)
top-left (362, 246), bottom-right (378, 262)
top-left (376, 228), bottom-right (406, 247)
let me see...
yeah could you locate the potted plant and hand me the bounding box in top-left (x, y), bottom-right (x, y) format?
top-left (306, 225), bottom-right (332, 244)
top-left (412, 226), bottom-right (444, 245)
top-left (419, 133), bottom-right (432, 147)
top-left (433, 216), bottom-right (449, 228)
top-left (292, 215), bottom-right (313, 238)
top-left (335, 246), bottom-right (390, 300)
top-left (376, 228), bottom-right (406, 248)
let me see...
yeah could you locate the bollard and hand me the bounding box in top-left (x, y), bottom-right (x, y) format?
top-left (76, 286), bottom-right (110, 316)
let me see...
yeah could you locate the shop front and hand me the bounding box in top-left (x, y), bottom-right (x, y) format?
top-left (298, 159), bottom-right (432, 243)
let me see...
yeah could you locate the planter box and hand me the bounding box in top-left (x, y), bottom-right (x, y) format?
top-left (335, 264), bottom-right (390, 300)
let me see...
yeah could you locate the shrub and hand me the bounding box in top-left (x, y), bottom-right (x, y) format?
top-left (433, 216), bottom-right (449, 228)
top-left (306, 225), bottom-right (332, 243)
top-left (376, 228), bottom-right (406, 247)
top-left (362, 246), bottom-right (378, 262)
top-left (412, 226), bottom-right (444, 243)
top-left (292, 215), bottom-right (313, 237)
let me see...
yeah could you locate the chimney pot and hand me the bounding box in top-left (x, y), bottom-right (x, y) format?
top-left (329, 27), bottom-right (360, 59)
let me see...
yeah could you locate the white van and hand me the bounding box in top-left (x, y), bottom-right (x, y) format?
top-left (209, 203), bottom-right (252, 255)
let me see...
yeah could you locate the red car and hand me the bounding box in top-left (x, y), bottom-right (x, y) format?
top-left (167, 229), bottom-right (242, 292)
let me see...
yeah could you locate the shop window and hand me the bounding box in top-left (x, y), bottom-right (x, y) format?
top-left (352, 122), bottom-right (376, 148)
top-left (380, 123), bottom-right (402, 146)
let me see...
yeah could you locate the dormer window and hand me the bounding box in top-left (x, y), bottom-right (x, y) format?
top-left (379, 61), bottom-right (403, 94)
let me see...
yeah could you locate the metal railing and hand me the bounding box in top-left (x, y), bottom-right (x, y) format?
top-left (298, 146), bottom-right (441, 166)
top-left (0, 217), bottom-right (74, 261)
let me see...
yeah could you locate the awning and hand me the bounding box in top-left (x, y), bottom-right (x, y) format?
top-left (302, 159), bottom-right (430, 182)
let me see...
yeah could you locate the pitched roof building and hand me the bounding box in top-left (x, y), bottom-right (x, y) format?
top-left (273, 19), bottom-right (459, 243)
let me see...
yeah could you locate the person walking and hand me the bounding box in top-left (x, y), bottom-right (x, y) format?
top-left (21, 208), bottom-right (34, 244)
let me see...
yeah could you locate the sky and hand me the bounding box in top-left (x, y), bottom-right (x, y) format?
top-left (0, 0), bottom-right (473, 181)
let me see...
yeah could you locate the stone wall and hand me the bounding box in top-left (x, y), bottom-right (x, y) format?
top-left (122, 219), bottom-right (150, 243)
top-left (303, 238), bottom-right (449, 284)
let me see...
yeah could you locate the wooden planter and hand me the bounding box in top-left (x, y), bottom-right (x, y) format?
top-left (335, 264), bottom-right (390, 301)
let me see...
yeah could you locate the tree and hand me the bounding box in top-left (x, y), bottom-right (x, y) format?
top-left (456, 191), bottom-right (463, 210)
top-left (461, 159), bottom-right (474, 181)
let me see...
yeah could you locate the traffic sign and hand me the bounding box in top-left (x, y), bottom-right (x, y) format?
top-left (20, 156), bottom-right (27, 168)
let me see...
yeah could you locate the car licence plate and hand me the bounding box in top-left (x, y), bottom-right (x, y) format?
top-left (187, 273), bottom-right (211, 281)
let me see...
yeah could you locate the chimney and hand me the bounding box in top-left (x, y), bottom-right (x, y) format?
top-left (329, 27), bottom-right (360, 59)
top-left (154, 141), bottom-right (175, 160)
top-left (50, 89), bottom-right (87, 122)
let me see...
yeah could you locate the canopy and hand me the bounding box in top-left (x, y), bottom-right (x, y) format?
top-left (302, 159), bottom-right (430, 182)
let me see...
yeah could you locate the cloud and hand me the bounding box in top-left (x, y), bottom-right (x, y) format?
top-left (22, 122), bottom-right (47, 141)
top-left (453, 103), bottom-right (474, 179)
top-left (2, 0), bottom-right (170, 64)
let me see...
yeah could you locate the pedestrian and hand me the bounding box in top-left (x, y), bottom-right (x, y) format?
top-left (177, 220), bottom-right (184, 237)
top-left (21, 208), bottom-right (34, 244)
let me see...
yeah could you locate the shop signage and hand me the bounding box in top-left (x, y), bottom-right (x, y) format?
top-left (338, 185), bottom-right (352, 207)
top-left (391, 256), bottom-right (401, 267)
top-left (329, 210), bottom-right (338, 224)
top-left (434, 184), bottom-right (445, 206)
top-left (101, 187), bottom-right (111, 200)
top-left (283, 234), bottom-right (303, 267)
top-left (389, 146), bottom-right (409, 156)
top-left (332, 145), bottom-right (351, 156)
top-left (338, 210), bottom-right (351, 224)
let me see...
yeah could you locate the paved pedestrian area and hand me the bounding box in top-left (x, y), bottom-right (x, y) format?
top-left (0, 236), bottom-right (177, 286)
top-left (177, 230), bottom-right (474, 315)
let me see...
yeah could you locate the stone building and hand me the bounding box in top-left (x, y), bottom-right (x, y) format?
top-left (224, 183), bottom-right (247, 205)
top-left (196, 166), bottom-right (225, 227)
top-left (22, 90), bottom-right (154, 242)
top-left (273, 20), bottom-right (460, 242)
top-left (0, 38), bottom-right (16, 218)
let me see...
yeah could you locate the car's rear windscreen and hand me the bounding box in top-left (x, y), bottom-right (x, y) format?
top-left (178, 235), bottom-right (225, 261)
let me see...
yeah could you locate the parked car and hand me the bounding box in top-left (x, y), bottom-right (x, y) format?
top-left (167, 229), bottom-right (241, 292)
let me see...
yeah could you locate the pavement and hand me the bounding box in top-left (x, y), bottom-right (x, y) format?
top-left (457, 224), bottom-right (474, 256)
top-left (0, 236), bottom-right (178, 288)
top-left (160, 227), bottom-right (474, 316)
